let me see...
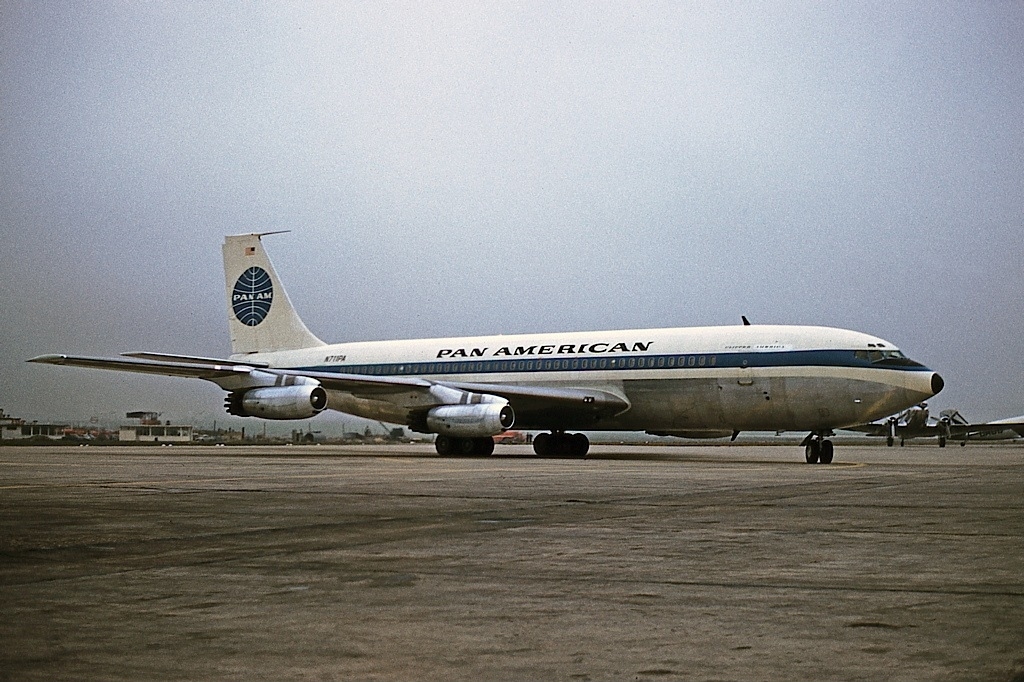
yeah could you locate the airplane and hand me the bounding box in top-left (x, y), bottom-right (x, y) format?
top-left (846, 403), bottom-right (1024, 447)
top-left (29, 232), bottom-right (944, 464)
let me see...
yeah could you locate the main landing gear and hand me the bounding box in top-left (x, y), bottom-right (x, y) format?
top-left (433, 432), bottom-right (591, 458)
top-left (434, 435), bottom-right (495, 457)
top-left (801, 433), bottom-right (834, 464)
top-left (533, 431), bottom-right (590, 458)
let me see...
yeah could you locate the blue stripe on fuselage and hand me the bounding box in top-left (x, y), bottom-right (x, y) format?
top-left (292, 349), bottom-right (930, 378)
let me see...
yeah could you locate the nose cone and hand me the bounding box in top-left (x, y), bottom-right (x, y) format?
top-left (931, 373), bottom-right (944, 396)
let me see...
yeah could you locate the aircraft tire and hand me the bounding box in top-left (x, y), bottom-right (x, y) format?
top-left (435, 435), bottom-right (454, 456)
top-left (886, 436), bottom-right (894, 447)
top-left (570, 433), bottom-right (590, 458)
top-left (452, 436), bottom-right (487, 456)
top-left (533, 433), bottom-right (552, 456)
top-left (474, 437), bottom-right (495, 456)
top-left (804, 440), bottom-right (820, 464)
top-left (435, 435), bottom-right (493, 457)
top-left (533, 432), bottom-right (589, 458)
top-left (819, 440), bottom-right (834, 464)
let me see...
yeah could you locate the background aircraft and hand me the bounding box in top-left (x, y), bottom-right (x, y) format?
top-left (846, 403), bottom-right (1024, 447)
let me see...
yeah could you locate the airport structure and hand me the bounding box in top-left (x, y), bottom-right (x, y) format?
top-left (0, 409), bottom-right (70, 442)
top-left (118, 412), bottom-right (193, 443)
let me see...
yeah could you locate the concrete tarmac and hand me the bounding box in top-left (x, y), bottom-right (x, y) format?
top-left (1, 443), bottom-right (1022, 681)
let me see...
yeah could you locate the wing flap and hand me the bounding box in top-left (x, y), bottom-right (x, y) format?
top-left (122, 351), bottom-right (270, 368)
top-left (438, 380), bottom-right (631, 426)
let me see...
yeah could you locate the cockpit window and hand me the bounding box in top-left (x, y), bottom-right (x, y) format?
top-left (855, 349), bottom-right (922, 367)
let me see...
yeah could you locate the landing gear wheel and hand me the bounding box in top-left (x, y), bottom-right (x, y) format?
top-left (454, 437), bottom-right (478, 456)
top-left (533, 433), bottom-right (552, 457)
top-left (533, 432), bottom-right (590, 458)
top-left (569, 433), bottom-right (590, 458)
top-left (938, 436), bottom-right (946, 448)
top-left (434, 435), bottom-right (495, 457)
top-left (474, 437), bottom-right (495, 456)
top-left (435, 435), bottom-right (454, 456)
top-left (805, 440), bottom-right (820, 464)
top-left (819, 439), bottom-right (834, 464)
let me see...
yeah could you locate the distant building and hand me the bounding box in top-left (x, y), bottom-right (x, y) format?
top-left (1, 423), bottom-right (71, 441)
top-left (118, 424), bottom-right (194, 443)
top-left (119, 411), bottom-right (193, 443)
top-left (0, 408), bottom-right (71, 441)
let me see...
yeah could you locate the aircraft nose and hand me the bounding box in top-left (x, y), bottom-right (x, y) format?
top-left (931, 373), bottom-right (944, 395)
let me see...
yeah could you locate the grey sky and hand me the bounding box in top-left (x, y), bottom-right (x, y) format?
top-left (1, 2), bottom-right (1022, 429)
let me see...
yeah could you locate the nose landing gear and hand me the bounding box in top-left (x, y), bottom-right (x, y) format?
top-left (801, 432), bottom-right (834, 464)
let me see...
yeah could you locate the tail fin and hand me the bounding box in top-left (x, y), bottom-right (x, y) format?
top-left (222, 232), bottom-right (325, 355)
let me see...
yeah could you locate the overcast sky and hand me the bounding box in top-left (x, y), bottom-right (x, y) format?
top-left (1, 2), bottom-right (1022, 430)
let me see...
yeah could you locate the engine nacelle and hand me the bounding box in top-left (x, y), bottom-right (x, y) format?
top-left (225, 385), bottom-right (328, 420)
top-left (425, 403), bottom-right (514, 437)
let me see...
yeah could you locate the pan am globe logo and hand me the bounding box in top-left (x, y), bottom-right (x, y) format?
top-left (232, 267), bottom-right (273, 326)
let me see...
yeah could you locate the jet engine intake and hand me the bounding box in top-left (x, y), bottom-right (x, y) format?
top-left (425, 402), bottom-right (514, 437)
top-left (225, 385), bottom-right (328, 420)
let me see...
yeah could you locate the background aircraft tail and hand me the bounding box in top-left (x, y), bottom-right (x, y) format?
top-left (222, 232), bottom-right (326, 355)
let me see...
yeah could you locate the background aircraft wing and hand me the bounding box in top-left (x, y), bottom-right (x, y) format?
top-left (986, 415), bottom-right (1024, 436)
top-left (842, 422), bottom-right (892, 436)
top-left (946, 418), bottom-right (1024, 439)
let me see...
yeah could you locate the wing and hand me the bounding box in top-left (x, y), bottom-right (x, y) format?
top-left (843, 422), bottom-right (892, 437)
top-left (28, 354), bottom-right (631, 424)
top-left (27, 354), bottom-right (431, 394)
top-left (946, 418), bottom-right (1024, 439)
top-left (28, 354), bottom-right (250, 380)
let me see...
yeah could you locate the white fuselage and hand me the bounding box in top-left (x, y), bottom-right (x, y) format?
top-left (232, 324), bottom-right (940, 434)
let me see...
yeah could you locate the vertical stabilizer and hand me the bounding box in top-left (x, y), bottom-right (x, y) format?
top-left (222, 233), bottom-right (325, 355)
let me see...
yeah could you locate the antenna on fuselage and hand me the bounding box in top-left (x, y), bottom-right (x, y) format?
top-left (741, 316), bottom-right (751, 326)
